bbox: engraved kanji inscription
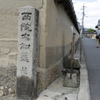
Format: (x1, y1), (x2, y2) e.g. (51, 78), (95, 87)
(20, 43), (30, 49)
(21, 33), (30, 41)
(20, 52), (29, 62)
(21, 23), (32, 31)
(22, 12), (32, 20)
(21, 67), (27, 75)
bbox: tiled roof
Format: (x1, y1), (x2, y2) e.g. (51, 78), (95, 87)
(55, 0), (79, 33)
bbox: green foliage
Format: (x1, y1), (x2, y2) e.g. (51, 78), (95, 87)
(88, 28), (96, 33)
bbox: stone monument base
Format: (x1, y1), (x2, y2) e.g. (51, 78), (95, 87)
(63, 73), (79, 88)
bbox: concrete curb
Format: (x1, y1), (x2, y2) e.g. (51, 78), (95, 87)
(78, 64), (91, 100)
(77, 47), (91, 100)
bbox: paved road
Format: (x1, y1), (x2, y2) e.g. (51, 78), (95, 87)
(82, 35), (100, 100)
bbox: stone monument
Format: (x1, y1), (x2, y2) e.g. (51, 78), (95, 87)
(17, 6), (39, 100)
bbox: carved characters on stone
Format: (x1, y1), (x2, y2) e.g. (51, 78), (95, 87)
(20, 67), (27, 75)
(20, 43), (30, 49)
(17, 7), (39, 99)
(20, 52), (29, 62)
(21, 33), (30, 41)
(22, 12), (32, 20)
(21, 23), (32, 31)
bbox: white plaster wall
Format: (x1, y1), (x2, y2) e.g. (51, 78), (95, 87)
(40, 0), (80, 68)
(46, 0), (79, 47)
(0, 0), (79, 68)
(0, 0), (44, 67)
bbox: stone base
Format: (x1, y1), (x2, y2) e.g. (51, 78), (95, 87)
(36, 65), (62, 94)
(63, 73), (78, 88)
(17, 76), (34, 100)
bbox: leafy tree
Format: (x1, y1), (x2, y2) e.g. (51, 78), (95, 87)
(88, 28), (96, 33)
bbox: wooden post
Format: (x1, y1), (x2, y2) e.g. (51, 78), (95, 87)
(80, 30), (82, 62)
(70, 33), (76, 79)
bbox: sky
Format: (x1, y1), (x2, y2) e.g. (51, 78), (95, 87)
(72, 0), (100, 29)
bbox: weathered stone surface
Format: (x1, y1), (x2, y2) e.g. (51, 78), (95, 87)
(17, 76), (34, 100)
(0, 48), (10, 54)
(0, 86), (4, 90)
(64, 58), (81, 69)
(17, 6), (39, 100)
(0, 86), (9, 96)
(63, 73), (79, 88)
(54, 95), (65, 100)
(0, 91), (4, 96)
(0, 66), (16, 88)
(3, 88), (8, 96)
(8, 52), (17, 56)
(8, 87), (15, 94)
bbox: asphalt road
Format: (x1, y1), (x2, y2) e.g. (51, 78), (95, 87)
(82, 35), (100, 100)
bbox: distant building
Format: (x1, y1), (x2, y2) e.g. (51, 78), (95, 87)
(83, 28), (88, 34)
(95, 19), (100, 28)
(78, 22), (89, 35)
(78, 22), (83, 32)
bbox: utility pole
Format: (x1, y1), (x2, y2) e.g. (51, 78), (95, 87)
(82, 5), (85, 34)
(80, 4), (85, 62)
